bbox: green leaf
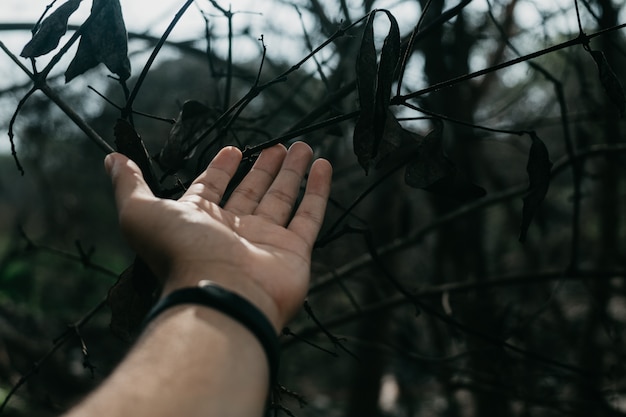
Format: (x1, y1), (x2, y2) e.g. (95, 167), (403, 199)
(20, 0), (82, 58)
(65, 0), (130, 82)
(519, 132), (552, 242)
(353, 10), (401, 174)
(589, 49), (626, 117)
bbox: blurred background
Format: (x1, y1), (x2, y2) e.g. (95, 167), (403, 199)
(1, 0), (626, 416)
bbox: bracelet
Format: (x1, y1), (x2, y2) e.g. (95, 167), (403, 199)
(142, 281), (280, 386)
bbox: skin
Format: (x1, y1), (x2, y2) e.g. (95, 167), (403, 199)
(63, 142), (332, 417)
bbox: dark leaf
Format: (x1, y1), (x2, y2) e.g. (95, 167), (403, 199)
(157, 100), (211, 173)
(405, 120), (486, 202)
(65, 0), (130, 82)
(372, 112), (421, 171)
(353, 10), (402, 173)
(353, 120), (376, 174)
(114, 119), (160, 194)
(423, 176), (487, 202)
(519, 132), (553, 242)
(372, 11), (401, 160)
(20, 0), (81, 58)
(353, 12), (377, 173)
(589, 49), (626, 117)
(65, 40), (99, 82)
(404, 119), (452, 188)
(107, 259), (159, 341)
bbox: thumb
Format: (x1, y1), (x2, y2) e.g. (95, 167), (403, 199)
(104, 153), (155, 211)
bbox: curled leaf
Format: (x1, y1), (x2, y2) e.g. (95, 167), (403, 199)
(404, 120), (453, 188)
(114, 119), (160, 194)
(353, 13), (377, 173)
(519, 132), (553, 242)
(373, 11), (400, 158)
(373, 111), (422, 170)
(353, 10), (401, 173)
(157, 100), (211, 173)
(20, 0), (82, 58)
(107, 259), (158, 341)
(65, 0), (130, 82)
(404, 120), (485, 202)
(589, 49), (625, 117)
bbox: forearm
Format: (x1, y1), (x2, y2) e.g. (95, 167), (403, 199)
(85, 143), (331, 416)
(65, 304), (270, 417)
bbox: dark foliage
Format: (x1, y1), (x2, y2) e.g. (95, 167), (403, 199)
(1, 0), (626, 416)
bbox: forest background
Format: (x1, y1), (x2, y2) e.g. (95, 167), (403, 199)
(1, 0), (626, 416)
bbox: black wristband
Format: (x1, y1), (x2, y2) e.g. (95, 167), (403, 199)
(142, 282), (280, 386)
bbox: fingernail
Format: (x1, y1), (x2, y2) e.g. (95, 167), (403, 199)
(104, 153), (115, 175)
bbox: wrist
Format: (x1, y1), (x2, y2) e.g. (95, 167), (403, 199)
(160, 265), (282, 333)
(143, 282), (280, 387)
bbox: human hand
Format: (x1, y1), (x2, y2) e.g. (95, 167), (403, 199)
(105, 142), (332, 332)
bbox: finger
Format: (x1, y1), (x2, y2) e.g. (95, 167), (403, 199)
(254, 142), (313, 225)
(223, 144), (287, 215)
(288, 158), (332, 249)
(180, 146), (242, 205)
(105, 153), (155, 212)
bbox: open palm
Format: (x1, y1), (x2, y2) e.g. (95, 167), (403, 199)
(105, 142), (332, 331)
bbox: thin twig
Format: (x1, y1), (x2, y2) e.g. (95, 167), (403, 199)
(290, 268), (626, 348)
(396, 0), (433, 96)
(39, 83), (115, 153)
(485, 1), (583, 269)
(0, 299), (108, 413)
(124, 0), (195, 115)
(303, 300), (359, 360)
(6, 86), (36, 175)
(295, 5), (330, 88)
(334, 230), (599, 376)
(394, 23), (626, 103)
(0, 40), (114, 154)
(310, 143), (626, 294)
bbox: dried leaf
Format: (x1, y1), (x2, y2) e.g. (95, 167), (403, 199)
(372, 111), (421, 170)
(353, 10), (401, 173)
(157, 100), (211, 173)
(65, 0), (130, 82)
(404, 120), (453, 188)
(373, 11), (400, 158)
(589, 49), (626, 117)
(107, 259), (159, 341)
(20, 0), (81, 58)
(519, 132), (553, 242)
(404, 120), (486, 202)
(353, 13), (377, 173)
(422, 175), (487, 202)
(114, 119), (160, 194)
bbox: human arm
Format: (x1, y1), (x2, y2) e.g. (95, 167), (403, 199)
(64, 142), (332, 417)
